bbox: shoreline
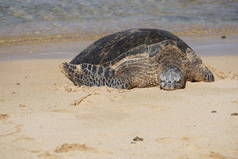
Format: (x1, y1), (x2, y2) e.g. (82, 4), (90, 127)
(1, 25), (238, 46)
(0, 34), (238, 62)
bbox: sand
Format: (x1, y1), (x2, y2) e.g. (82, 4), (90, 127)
(1, 34), (238, 159)
(0, 55), (238, 159)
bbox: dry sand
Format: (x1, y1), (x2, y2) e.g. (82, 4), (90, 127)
(0, 56), (238, 159)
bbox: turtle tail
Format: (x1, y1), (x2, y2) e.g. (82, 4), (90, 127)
(59, 62), (130, 89)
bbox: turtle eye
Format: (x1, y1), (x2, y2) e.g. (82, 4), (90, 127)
(174, 75), (181, 82)
(159, 73), (166, 81)
(170, 70), (181, 82)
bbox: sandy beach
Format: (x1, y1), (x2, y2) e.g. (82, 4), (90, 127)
(1, 0), (238, 158)
(0, 37), (238, 159)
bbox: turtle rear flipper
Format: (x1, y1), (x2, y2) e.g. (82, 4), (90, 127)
(60, 62), (130, 89)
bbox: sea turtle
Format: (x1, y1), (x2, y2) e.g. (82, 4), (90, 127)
(60, 28), (214, 90)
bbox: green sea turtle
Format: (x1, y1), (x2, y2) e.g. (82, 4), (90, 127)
(60, 28), (214, 90)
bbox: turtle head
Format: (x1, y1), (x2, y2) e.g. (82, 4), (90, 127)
(159, 66), (186, 90)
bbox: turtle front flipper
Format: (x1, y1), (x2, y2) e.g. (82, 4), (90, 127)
(187, 64), (215, 82)
(59, 62), (130, 89)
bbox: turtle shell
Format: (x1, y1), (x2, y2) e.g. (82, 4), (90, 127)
(70, 28), (191, 65)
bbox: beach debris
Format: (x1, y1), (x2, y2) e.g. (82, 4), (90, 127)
(208, 151), (229, 159)
(16, 82), (20, 85)
(231, 113), (238, 116)
(65, 87), (73, 92)
(133, 136), (144, 141)
(131, 136), (144, 144)
(71, 94), (92, 106)
(211, 110), (217, 113)
(231, 100), (238, 104)
(19, 104), (27, 108)
(11, 91), (16, 94)
(64, 85), (79, 92)
(0, 114), (9, 120)
(221, 35), (226, 39)
(55, 143), (97, 153)
(38, 152), (61, 159)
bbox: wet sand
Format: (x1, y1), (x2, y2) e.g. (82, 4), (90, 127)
(0, 37), (238, 159)
(1, 35), (238, 61)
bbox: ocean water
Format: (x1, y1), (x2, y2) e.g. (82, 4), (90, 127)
(0, 0), (238, 38)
